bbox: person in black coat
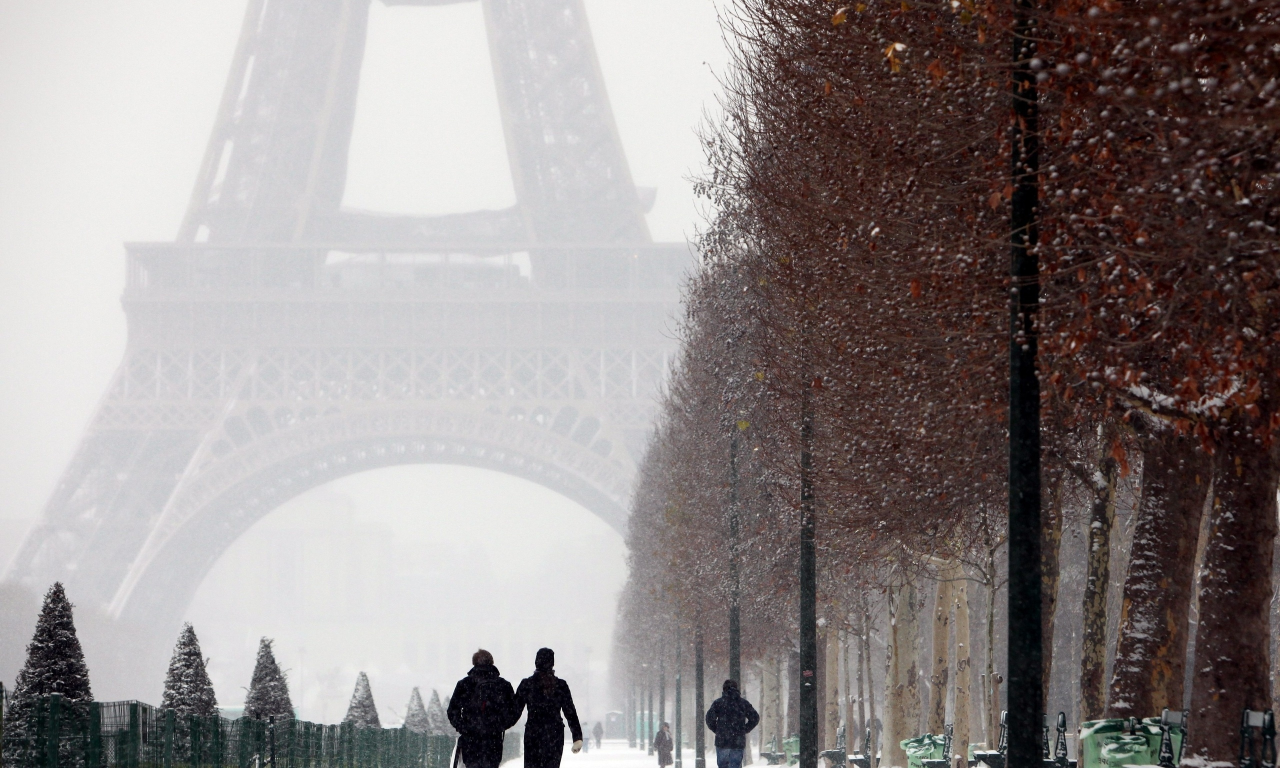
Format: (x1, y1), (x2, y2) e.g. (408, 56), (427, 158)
(705, 680), (760, 768)
(653, 722), (674, 767)
(514, 648), (583, 768)
(448, 649), (520, 768)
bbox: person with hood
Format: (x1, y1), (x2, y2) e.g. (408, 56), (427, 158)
(705, 680), (759, 768)
(653, 722), (674, 767)
(514, 648), (584, 768)
(448, 649), (519, 768)
(592, 721), (604, 750)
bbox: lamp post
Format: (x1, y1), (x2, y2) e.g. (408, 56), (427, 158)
(1007, 0), (1044, 765)
(695, 630), (706, 768)
(728, 424), (743, 687)
(799, 385), (818, 768)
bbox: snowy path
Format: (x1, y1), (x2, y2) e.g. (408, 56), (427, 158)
(508, 739), (738, 768)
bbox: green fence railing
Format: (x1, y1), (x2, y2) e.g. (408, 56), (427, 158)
(1, 695), (455, 768)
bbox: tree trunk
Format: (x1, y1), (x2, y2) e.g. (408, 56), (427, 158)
(826, 626), (841, 750)
(884, 590), (902, 768)
(862, 598), (877, 760)
(767, 657), (783, 750)
(1272, 531), (1280, 707)
(885, 583), (923, 768)
(928, 572), (954, 735)
(1040, 472), (1065, 710)
(984, 546), (1000, 744)
(843, 627), (854, 750)
(991, 675), (1002, 743)
(789, 649), (801, 738)
(1079, 453), (1118, 721)
(1107, 428), (1209, 717)
(817, 627), (828, 750)
(854, 615), (866, 750)
(954, 576), (972, 765)
(1186, 433), (1278, 763)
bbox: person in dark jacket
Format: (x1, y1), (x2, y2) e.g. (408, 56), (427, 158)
(514, 648), (583, 768)
(705, 680), (759, 768)
(592, 722), (604, 750)
(448, 649), (519, 768)
(653, 722), (674, 767)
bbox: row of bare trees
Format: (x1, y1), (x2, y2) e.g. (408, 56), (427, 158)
(614, 0), (1280, 764)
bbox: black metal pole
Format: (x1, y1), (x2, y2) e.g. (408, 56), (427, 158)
(695, 630), (706, 768)
(729, 428), (742, 687)
(799, 387), (818, 768)
(676, 640), (684, 768)
(1007, 0), (1043, 766)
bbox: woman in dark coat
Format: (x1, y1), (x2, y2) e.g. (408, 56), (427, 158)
(653, 722), (674, 767)
(515, 648), (584, 768)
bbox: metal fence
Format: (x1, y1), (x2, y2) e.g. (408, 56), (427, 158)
(2, 695), (455, 768)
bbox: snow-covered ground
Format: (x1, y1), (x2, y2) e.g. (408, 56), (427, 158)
(509, 739), (743, 768)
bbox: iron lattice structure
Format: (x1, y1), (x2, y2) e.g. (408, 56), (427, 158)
(8, 0), (687, 631)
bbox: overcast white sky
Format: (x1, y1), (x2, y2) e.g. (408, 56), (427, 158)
(0, 0), (728, 711)
(0, 0), (726, 536)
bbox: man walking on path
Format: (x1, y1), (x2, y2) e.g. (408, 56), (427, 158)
(448, 649), (519, 768)
(705, 680), (759, 768)
(653, 722), (674, 767)
(593, 722), (604, 750)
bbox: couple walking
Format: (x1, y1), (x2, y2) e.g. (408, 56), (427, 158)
(652, 680), (760, 768)
(448, 648), (583, 768)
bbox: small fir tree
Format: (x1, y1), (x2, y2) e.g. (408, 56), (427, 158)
(403, 688), (429, 733)
(243, 638), (292, 720)
(2, 583), (93, 767)
(426, 690), (453, 736)
(162, 623), (218, 716)
(342, 672), (380, 729)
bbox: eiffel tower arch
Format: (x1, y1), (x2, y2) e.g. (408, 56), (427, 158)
(7, 0), (687, 633)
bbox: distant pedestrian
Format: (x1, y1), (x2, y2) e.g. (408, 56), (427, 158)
(653, 722), (674, 767)
(515, 648), (584, 768)
(448, 649), (519, 768)
(705, 680), (759, 768)
(593, 722), (604, 750)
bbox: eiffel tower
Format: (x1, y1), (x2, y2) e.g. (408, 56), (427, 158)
(7, 0), (686, 633)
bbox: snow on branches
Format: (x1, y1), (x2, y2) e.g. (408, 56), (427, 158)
(619, 0), (1280, 759)
(162, 623), (218, 717)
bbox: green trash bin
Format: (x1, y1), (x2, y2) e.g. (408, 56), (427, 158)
(1080, 720), (1152, 768)
(1138, 718), (1184, 765)
(784, 735), (800, 765)
(902, 734), (947, 768)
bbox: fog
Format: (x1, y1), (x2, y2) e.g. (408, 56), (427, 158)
(186, 466), (626, 724)
(0, 0), (726, 719)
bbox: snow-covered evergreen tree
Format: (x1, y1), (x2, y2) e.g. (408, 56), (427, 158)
(161, 623), (218, 716)
(403, 688), (429, 733)
(426, 690), (453, 736)
(243, 638), (293, 720)
(2, 583), (93, 767)
(342, 672), (380, 729)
